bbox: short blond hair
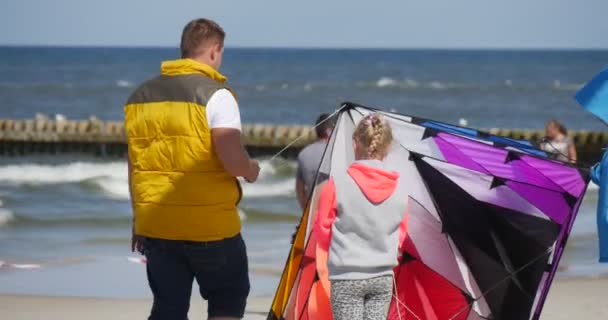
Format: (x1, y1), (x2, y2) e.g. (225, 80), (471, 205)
(353, 113), (393, 159)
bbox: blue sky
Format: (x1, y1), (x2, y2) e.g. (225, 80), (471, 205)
(1, 0), (607, 49)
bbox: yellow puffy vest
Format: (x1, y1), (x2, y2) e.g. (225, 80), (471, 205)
(124, 59), (241, 241)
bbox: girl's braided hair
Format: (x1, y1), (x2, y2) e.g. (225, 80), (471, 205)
(353, 113), (393, 159)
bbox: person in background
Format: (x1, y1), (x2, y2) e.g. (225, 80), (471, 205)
(540, 119), (577, 163)
(313, 113), (406, 320)
(295, 113), (337, 209)
(125, 18), (259, 320)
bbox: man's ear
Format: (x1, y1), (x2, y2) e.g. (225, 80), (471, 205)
(209, 43), (222, 62)
(209, 46), (216, 62)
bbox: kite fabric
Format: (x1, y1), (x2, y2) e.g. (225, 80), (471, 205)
(575, 67), (608, 126)
(576, 69), (608, 264)
(268, 102), (590, 320)
(590, 151), (608, 263)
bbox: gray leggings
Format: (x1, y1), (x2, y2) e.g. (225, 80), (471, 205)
(330, 275), (393, 320)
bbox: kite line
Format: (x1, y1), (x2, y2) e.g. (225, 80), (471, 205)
(268, 107), (343, 162)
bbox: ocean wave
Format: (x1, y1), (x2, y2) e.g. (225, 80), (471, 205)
(371, 78), (584, 91)
(244, 78), (583, 92)
(552, 80), (584, 91)
(0, 159), (296, 200)
(0, 82), (74, 90)
(239, 208), (299, 222)
(372, 78), (481, 90)
(11, 207), (296, 228)
(0, 162), (126, 185)
(115, 80), (134, 88)
(0, 80), (136, 92)
(15, 215), (132, 227)
(0, 208), (15, 227)
(257, 158), (297, 179)
(0, 162), (129, 200)
(83, 176), (130, 200)
(241, 177), (295, 198)
(376, 77), (399, 88)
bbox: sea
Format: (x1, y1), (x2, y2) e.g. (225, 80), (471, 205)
(0, 47), (607, 299)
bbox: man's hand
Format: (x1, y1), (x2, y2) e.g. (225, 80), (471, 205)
(131, 225), (144, 254)
(245, 160), (260, 183)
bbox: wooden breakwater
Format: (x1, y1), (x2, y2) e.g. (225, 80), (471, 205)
(0, 117), (605, 164)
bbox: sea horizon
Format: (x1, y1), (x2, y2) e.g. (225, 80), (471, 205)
(2, 44), (608, 52)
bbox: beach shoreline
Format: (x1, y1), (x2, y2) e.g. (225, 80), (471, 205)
(0, 294), (271, 320)
(1, 277), (607, 319)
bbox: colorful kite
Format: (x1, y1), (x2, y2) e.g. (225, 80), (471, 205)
(576, 67), (608, 125)
(268, 102), (590, 320)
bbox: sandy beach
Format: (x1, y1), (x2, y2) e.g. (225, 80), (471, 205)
(0, 294), (271, 320)
(0, 277), (606, 320)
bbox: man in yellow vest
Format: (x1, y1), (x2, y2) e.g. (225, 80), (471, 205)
(124, 18), (260, 320)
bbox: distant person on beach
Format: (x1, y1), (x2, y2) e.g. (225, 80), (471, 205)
(295, 113), (337, 209)
(314, 113), (406, 320)
(540, 119), (577, 163)
(124, 18), (259, 320)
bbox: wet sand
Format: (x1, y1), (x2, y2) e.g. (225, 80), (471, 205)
(1, 277), (606, 319)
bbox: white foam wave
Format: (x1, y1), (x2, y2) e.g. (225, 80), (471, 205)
(404, 78), (419, 88)
(238, 208), (247, 221)
(257, 160), (286, 180)
(0, 208), (14, 227)
(375, 78), (474, 90)
(0, 160), (295, 200)
(239, 159), (296, 198)
(241, 178), (295, 198)
(0, 162), (129, 200)
(0, 162), (127, 185)
(94, 176), (129, 200)
(115, 80), (134, 88)
(253, 78), (582, 92)
(429, 81), (446, 90)
(376, 77), (398, 88)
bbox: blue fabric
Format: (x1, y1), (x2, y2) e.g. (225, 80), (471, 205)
(578, 68), (608, 263)
(576, 67), (608, 125)
(591, 150), (608, 263)
(421, 121), (478, 136)
(421, 121), (547, 157)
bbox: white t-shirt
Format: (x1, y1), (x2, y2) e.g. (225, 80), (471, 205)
(206, 89), (242, 131)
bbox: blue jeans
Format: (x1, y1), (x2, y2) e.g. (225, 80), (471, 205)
(142, 234), (250, 319)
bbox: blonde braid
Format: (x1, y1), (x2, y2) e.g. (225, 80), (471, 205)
(353, 113), (393, 160)
(367, 115), (383, 158)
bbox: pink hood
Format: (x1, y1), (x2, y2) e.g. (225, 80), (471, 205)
(347, 162), (400, 204)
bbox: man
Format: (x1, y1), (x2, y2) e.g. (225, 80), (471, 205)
(295, 113), (336, 209)
(124, 18), (260, 320)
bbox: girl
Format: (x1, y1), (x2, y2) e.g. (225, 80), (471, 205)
(540, 119), (577, 163)
(313, 113), (406, 320)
